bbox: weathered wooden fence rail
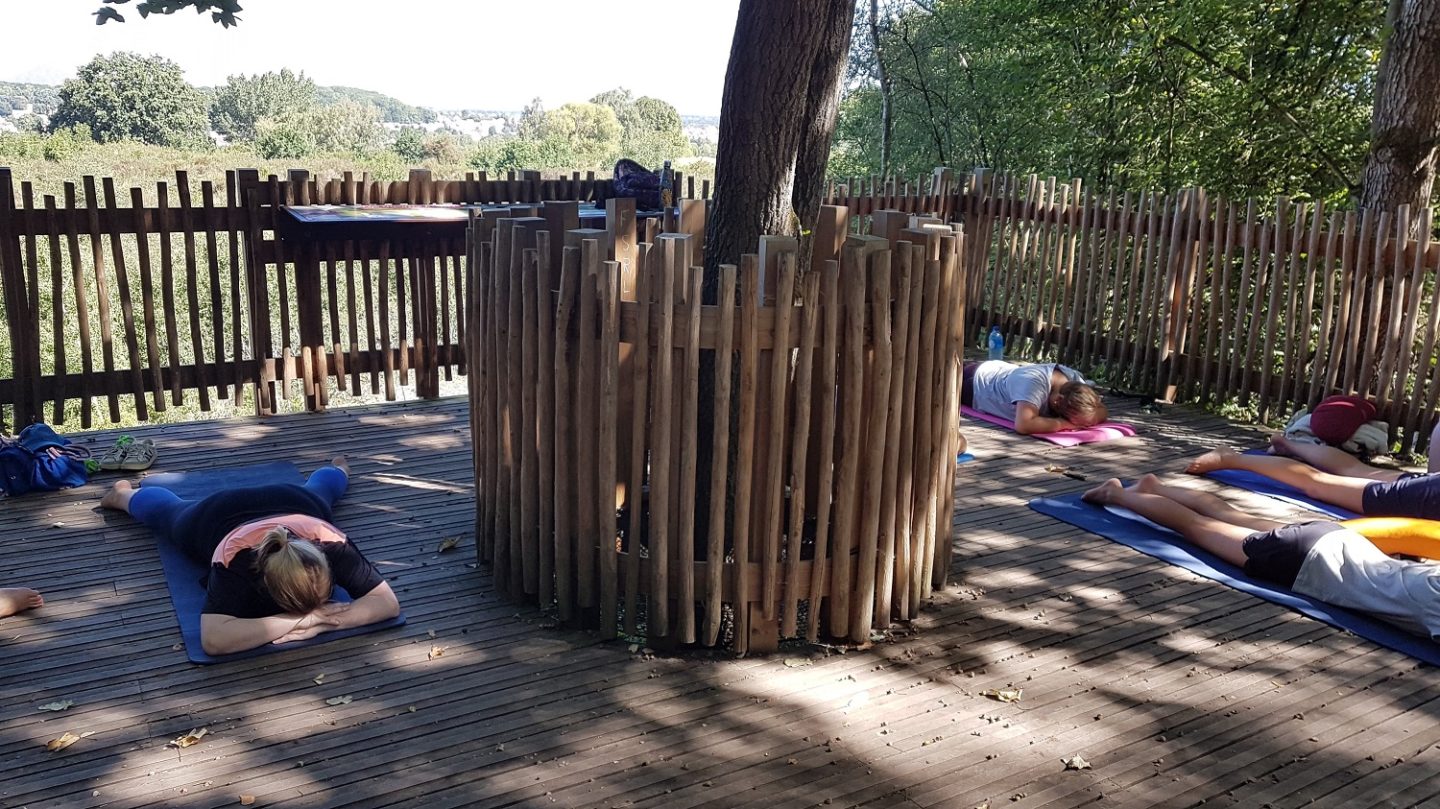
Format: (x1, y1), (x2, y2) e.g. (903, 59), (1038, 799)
(468, 205), (967, 651)
(956, 170), (1440, 454)
(0, 166), (704, 429)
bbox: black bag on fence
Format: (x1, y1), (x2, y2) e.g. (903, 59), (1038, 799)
(0, 424), (91, 497)
(612, 159), (662, 211)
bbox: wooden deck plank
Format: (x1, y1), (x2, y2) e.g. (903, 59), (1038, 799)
(0, 393), (1434, 809)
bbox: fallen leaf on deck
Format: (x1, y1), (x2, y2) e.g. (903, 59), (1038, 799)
(981, 688), (1022, 703)
(1062, 754), (1091, 770)
(46, 731), (93, 752)
(325, 695), (353, 706)
(783, 657), (813, 668)
(428, 645), (447, 660)
(1045, 464), (1088, 481)
(167, 728), (208, 748)
(437, 537), (460, 553)
(38, 700), (74, 712)
(240, 796), (256, 806)
(172, 643), (184, 651)
(313, 673), (325, 685)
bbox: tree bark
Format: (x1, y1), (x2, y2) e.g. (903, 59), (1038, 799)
(704, 0), (857, 282)
(1360, 0), (1440, 218)
(696, 0), (855, 562)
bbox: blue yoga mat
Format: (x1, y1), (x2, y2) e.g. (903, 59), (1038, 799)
(1029, 492), (1440, 666)
(958, 452), (976, 465)
(1204, 450), (1360, 519)
(141, 462), (406, 665)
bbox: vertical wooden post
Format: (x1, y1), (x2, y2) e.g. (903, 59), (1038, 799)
(0, 168), (38, 427)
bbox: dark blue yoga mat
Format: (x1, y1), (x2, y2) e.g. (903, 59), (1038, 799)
(1029, 492), (1440, 666)
(1204, 450), (1360, 519)
(141, 462), (406, 665)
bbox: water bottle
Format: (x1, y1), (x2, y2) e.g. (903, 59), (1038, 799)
(987, 326), (1004, 361)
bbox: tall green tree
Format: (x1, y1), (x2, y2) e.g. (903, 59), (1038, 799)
(591, 88), (693, 167)
(536, 102), (624, 169)
(50, 52), (210, 148)
(839, 0), (1382, 204)
(211, 68), (316, 142)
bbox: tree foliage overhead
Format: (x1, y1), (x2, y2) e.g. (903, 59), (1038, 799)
(838, 0), (1384, 204)
(93, 0), (241, 27)
(50, 52), (210, 148)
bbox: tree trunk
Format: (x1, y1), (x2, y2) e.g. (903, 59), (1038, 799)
(704, 0), (857, 281)
(1360, 0), (1440, 218)
(695, 0), (855, 563)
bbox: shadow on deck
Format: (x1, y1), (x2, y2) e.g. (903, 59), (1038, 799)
(0, 395), (1435, 809)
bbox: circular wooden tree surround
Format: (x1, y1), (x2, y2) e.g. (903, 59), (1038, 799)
(468, 200), (965, 653)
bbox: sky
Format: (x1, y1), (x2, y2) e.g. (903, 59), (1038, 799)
(0, 0), (742, 115)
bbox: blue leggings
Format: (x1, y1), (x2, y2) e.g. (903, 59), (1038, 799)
(128, 467), (349, 563)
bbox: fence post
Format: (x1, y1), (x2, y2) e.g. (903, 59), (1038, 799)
(0, 167), (38, 428)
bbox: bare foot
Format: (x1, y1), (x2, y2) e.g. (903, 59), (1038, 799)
(1185, 448), (1238, 475)
(1134, 473), (1164, 494)
(0, 588), (43, 618)
(1082, 478), (1125, 505)
(99, 479), (134, 511)
(1268, 433), (1298, 457)
(331, 455), (351, 476)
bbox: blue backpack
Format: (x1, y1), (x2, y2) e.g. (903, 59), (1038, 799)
(0, 424), (91, 497)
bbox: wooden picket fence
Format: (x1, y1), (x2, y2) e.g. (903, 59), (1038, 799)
(467, 205), (967, 652)
(0, 166), (703, 430)
(957, 171), (1440, 454)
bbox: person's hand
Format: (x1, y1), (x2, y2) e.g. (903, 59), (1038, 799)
(317, 601), (353, 619)
(271, 610), (341, 644)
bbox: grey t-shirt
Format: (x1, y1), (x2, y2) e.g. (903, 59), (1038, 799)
(970, 361), (1087, 423)
(1292, 527), (1440, 640)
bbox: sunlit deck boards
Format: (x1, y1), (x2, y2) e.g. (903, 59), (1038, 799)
(0, 395), (1436, 809)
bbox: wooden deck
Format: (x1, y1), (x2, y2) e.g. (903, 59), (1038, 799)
(1, 395), (1436, 809)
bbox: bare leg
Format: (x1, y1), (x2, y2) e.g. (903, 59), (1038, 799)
(331, 455), (350, 476)
(1268, 434), (1400, 481)
(1184, 447), (1372, 514)
(1083, 479), (1252, 567)
(0, 587), (43, 618)
(1134, 474), (1285, 532)
(99, 479), (136, 512)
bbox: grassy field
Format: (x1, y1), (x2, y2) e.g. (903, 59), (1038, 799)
(0, 135), (716, 202)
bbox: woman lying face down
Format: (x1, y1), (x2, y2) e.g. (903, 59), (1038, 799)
(101, 456), (401, 655)
(962, 360), (1108, 434)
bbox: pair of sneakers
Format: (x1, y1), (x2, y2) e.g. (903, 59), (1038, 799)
(96, 436), (157, 472)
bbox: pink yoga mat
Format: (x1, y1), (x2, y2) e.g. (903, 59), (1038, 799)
(961, 405), (1137, 446)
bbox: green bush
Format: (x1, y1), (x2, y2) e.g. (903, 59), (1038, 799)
(42, 129), (88, 162)
(391, 127), (426, 162)
(0, 132), (44, 160)
(255, 121), (314, 159)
